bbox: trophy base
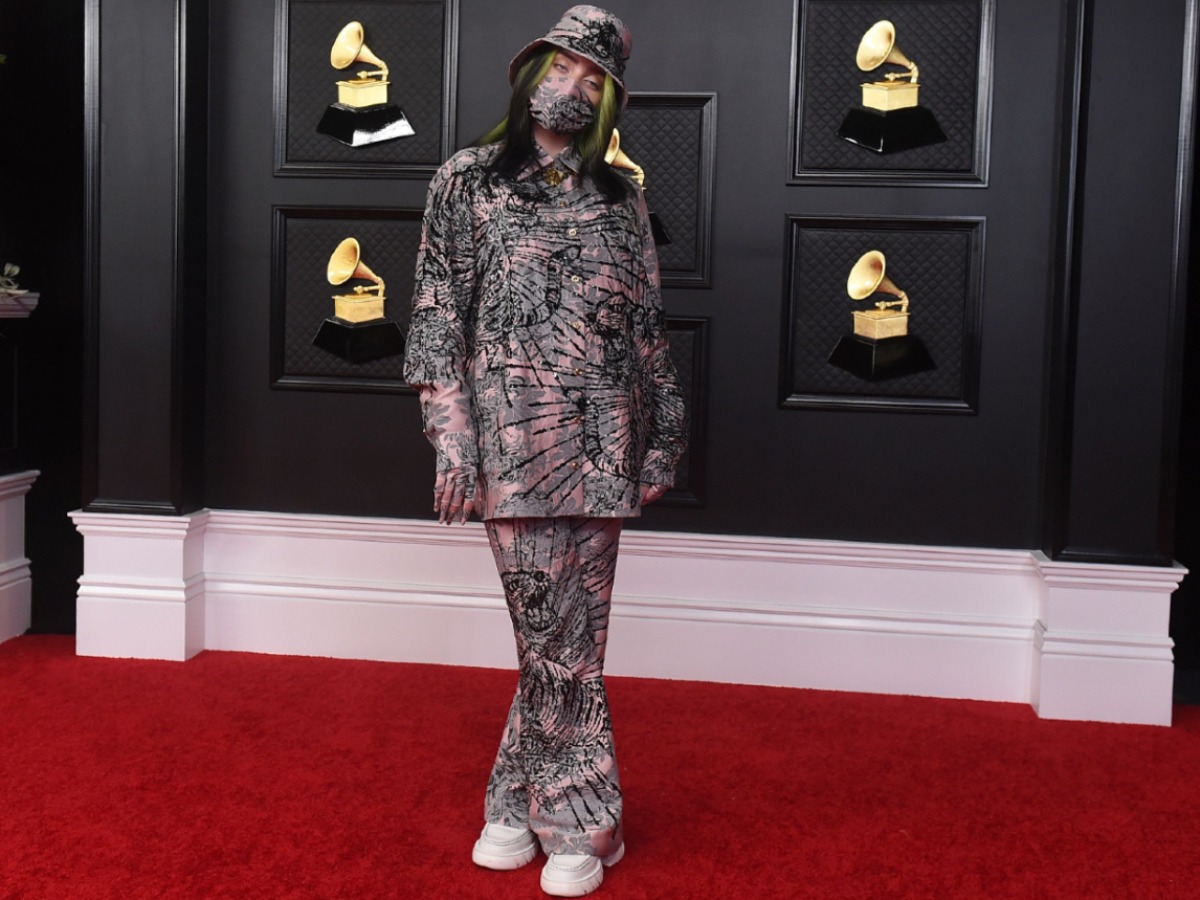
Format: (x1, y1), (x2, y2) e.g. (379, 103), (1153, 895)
(827, 333), (935, 381)
(649, 211), (672, 246)
(312, 317), (405, 363)
(316, 103), (416, 147)
(836, 106), (947, 155)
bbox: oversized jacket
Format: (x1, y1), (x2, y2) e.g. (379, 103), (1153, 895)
(403, 142), (687, 519)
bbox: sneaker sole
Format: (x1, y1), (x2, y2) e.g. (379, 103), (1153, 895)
(540, 867), (603, 898)
(472, 839), (538, 870)
(540, 845), (624, 897)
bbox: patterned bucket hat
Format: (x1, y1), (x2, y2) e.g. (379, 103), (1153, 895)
(508, 6), (633, 106)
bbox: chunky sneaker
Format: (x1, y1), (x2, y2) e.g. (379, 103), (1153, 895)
(540, 843), (624, 897)
(471, 823), (539, 870)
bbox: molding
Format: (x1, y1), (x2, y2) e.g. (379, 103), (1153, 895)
(68, 508), (1187, 724)
(0, 470), (38, 644)
(1041, 0), (1089, 560)
(82, 499), (182, 516)
(660, 317), (709, 507)
(0, 470), (38, 504)
(272, 0), (460, 178)
(788, 0), (995, 187)
(70, 509), (209, 660)
(1032, 552), (1184, 725)
(1157, 0), (1199, 558)
(171, 0), (208, 514)
(778, 214), (986, 414)
(1042, 0), (1192, 566)
(624, 92), (717, 287)
(82, 0), (101, 508)
(268, 205), (423, 395)
(82, 0), (206, 515)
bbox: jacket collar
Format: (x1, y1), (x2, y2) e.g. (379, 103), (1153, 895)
(520, 142), (584, 182)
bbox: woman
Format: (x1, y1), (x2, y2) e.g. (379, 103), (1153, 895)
(403, 6), (686, 896)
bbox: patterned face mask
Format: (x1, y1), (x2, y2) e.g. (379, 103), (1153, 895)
(529, 82), (596, 134)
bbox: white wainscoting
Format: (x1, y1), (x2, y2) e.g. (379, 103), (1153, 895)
(69, 509), (1187, 725)
(0, 471), (38, 644)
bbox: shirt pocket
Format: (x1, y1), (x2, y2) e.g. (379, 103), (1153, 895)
(494, 235), (584, 334)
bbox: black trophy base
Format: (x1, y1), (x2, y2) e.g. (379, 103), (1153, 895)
(316, 103), (416, 147)
(837, 106), (947, 155)
(828, 334), (935, 381)
(312, 318), (405, 363)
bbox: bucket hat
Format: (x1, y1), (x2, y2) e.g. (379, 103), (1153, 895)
(508, 6), (632, 106)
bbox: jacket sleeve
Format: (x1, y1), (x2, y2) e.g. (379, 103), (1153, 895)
(402, 158), (479, 473)
(632, 187), (688, 487)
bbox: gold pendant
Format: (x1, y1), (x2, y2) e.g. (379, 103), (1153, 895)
(542, 166), (565, 187)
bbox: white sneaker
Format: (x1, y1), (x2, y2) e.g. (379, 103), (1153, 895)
(540, 843), (624, 897)
(471, 823), (539, 870)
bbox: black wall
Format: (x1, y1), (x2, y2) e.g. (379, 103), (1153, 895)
(1172, 62), (1200, 699)
(0, 0), (86, 634)
(7, 0), (1195, 638)
(196, 0), (1192, 557)
(203, 0), (1059, 546)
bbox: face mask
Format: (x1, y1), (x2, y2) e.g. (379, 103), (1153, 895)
(529, 82), (595, 134)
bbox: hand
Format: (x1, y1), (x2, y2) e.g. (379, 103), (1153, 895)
(434, 466), (478, 525)
(639, 482), (670, 506)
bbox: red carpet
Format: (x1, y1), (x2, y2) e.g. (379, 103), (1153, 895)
(0, 635), (1197, 899)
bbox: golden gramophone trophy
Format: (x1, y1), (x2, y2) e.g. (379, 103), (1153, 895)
(827, 250), (935, 380)
(836, 20), (946, 154)
(604, 129), (671, 246)
(311, 237), (405, 363)
(315, 21), (415, 147)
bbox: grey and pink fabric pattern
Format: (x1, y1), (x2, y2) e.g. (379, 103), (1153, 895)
(483, 516), (624, 857)
(508, 5), (633, 103)
(403, 142), (687, 520)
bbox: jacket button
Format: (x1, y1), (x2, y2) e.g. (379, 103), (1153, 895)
(573, 321), (584, 330)
(568, 227), (578, 237)
(573, 368), (583, 376)
(570, 274), (581, 283)
(570, 461), (581, 470)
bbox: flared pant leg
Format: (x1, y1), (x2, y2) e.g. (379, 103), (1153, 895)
(482, 516), (624, 858)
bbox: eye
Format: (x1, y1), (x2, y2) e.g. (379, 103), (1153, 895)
(585, 79), (601, 91)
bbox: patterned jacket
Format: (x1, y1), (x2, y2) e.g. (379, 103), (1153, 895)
(403, 142), (687, 519)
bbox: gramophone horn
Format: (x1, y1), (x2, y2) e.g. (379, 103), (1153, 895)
(327, 237), (382, 286)
(603, 129), (645, 186)
(855, 20), (917, 80)
(330, 21), (389, 76)
(847, 250), (905, 303)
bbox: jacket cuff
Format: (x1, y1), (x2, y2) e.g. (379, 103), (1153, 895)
(433, 433), (478, 472)
(418, 383), (479, 472)
(639, 449), (678, 487)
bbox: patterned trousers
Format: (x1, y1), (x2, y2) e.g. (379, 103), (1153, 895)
(482, 516), (624, 858)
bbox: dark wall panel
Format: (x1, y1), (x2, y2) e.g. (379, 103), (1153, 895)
(1059, 0), (1191, 563)
(95, 0), (177, 503)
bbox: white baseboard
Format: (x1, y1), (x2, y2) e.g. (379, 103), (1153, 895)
(0, 471), (38, 645)
(69, 508), (1187, 725)
(1031, 553), (1180, 725)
